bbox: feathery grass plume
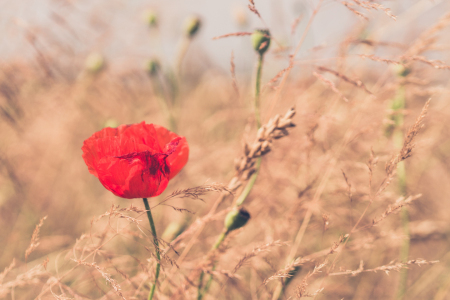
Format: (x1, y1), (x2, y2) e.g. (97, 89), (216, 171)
(231, 240), (288, 274)
(25, 215), (47, 261)
(316, 66), (372, 94)
(247, 0), (261, 19)
(329, 259), (439, 277)
(313, 71), (349, 102)
(158, 183), (231, 205)
(72, 260), (126, 300)
(0, 259), (15, 284)
(230, 51), (239, 97)
(234, 107), (295, 192)
(294, 262), (327, 298)
(212, 32), (252, 40)
(372, 194), (422, 227)
(0, 264), (48, 298)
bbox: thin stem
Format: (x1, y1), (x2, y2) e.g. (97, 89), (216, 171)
(212, 231), (228, 250)
(235, 158), (262, 206)
(143, 198), (161, 300)
(234, 53), (265, 207)
(197, 231), (228, 300)
(198, 52), (265, 300)
(254, 54), (264, 128)
(176, 37), (191, 78)
(152, 78), (177, 132)
(197, 271), (204, 300)
(394, 84), (409, 299)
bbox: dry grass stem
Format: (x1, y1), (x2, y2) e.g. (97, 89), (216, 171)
(230, 51), (239, 97)
(212, 32), (252, 40)
(232, 241), (288, 274)
(72, 259), (126, 300)
(329, 259), (439, 276)
(313, 71), (349, 102)
(316, 66), (372, 94)
(25, 215), (47, 261)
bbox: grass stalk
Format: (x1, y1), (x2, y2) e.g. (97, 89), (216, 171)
(393, 84), (409, 300)
(254, 54), (263, 128)
(151, 79), (177, 132)
(143, 198), (161, 300)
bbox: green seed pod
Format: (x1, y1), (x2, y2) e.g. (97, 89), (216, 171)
(224, 207), (250, 232)
(183, 16), (201, 38)
(146, 59), (161, 77)
(144, 10), (158, 28)
(251, 29), (271, 55)
(85, 52), (105, 74)
(392, 64), (411, 78)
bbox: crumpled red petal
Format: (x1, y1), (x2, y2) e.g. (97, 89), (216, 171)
(82, 122), (188, 199)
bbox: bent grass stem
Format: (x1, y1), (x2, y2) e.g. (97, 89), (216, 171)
(143, 198), (160, 300)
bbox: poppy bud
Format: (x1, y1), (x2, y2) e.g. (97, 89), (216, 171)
(146, 59), (161, 77)
(183, 16), (201, 38)
(85, 52), (105, 74)
(144, 10), (158, 28)
(251, 29), (271, 55)
(224, 207), (250, 232)
(392, 64), (411, 78)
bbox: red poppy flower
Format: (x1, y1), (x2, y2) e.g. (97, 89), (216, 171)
(82, 122), (188, 199)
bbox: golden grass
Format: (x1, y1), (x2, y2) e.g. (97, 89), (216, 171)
(1, 2), (450, 299)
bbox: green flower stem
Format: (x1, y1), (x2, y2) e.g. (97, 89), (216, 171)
(212, 230), (228, 250)
(234, 53), (265, 208)
(254, 54), (264, 128)
(176, 37), (191, 78)
(143, 198), (161, 300)
(198, 52), (265, 300)
(197, 271), (205, 300)
(235, 157), (262, 206)
(197, 230), (228, 300)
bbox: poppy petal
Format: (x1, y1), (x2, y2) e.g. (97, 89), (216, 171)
(82, 122), (188, 199)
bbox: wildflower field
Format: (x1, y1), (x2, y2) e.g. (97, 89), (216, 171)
(1, 1), (450, 299)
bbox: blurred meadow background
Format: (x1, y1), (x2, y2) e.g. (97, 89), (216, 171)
(1, 0), (450, 299)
